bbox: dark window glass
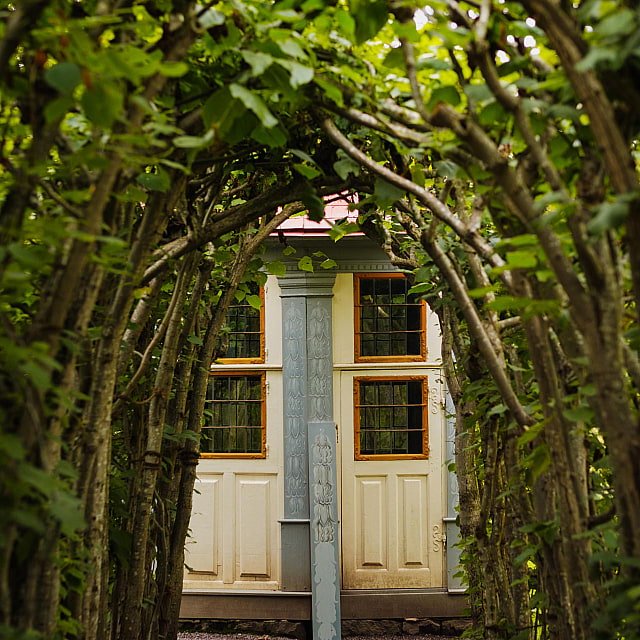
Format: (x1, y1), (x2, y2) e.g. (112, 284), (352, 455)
(201, 374), (264, 455)
(356, 379), (427, 457)
(356, 276), (423, 360)
(223, 284), (262, 360)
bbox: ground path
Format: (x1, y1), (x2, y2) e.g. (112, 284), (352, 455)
(178, 633), (458, 640)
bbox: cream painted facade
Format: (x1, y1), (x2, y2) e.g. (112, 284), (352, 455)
(184, 276), (284, 590)
(181, 238), (464, 628)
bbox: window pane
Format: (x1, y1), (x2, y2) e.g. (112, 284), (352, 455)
(223, 284), (263, 360)
(357, 276), (423, 359)
(203, 374), (264, 455)
(357, 378), (427, 457)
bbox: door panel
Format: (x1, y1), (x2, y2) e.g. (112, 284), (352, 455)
(237, 478), (273, 577)
(184, 471), (279, 589)
(398, 475), (427, 567)
(340, 370), (443, 589)
(186, 474), (222, 575)
(356, 476), (387, 568)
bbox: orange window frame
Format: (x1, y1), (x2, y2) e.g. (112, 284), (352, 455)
(353, 375), (429, 461)
(200, 371), (267, 459)
(219, 286), (265, 365)
(354, 273), (427, 363)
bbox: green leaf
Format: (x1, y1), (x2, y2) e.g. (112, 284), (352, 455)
(434, 160), (463, 179)
(293, 163), (321, 179)
(588, 195), (633, 234)
(44, 96), (74, 123)
(320, 258), (338, 269)
(547, 104), (581, 122)
(514, 545), (537, 567)
(506, 250), (537, 269)
(374, 177), (405, 206)
(478, 101), (506, 126)
(327, 221), (360, 241)
(173, 130), (214, 148)
(10, 509), (46, 534)
(20, 465), (55, 497)
(524, 444), (551, 483)
(382, 47), (405, 69)
(465, 83), (493, 102)
(246, 294), (262, 309)
(596, 8), (636, 38)
(314, 76), (344, 107)
(290, 148), (316, 164)
(133, 286), (152, 299)
(266, 260), (287, 277)
(277, 38), (307, 59)
(81, 83), (123, 128)
(467, 285), (500, 298)
(50, 490), (85, 536)
(301, 186), (325, 222)
(198, 7), (225, 28)
(241, 50), (274, 76)
(562, 407), (594, 423)
(298, 255), (314, 272)
(0, 434), (26, 460)
(333, 157), (360, 180)
(575, 47), (618, 72)
(408, 282), (432, 294)
(517, 420), (546, 446)
(486, 296), (556, 313)
(45, 62), (82, 95)
(157, 61), (188, 77)
(275, 59), (314, 88)
(486, 404), (507, 417)
(187, 335), (203, 345)
(118, 185), (148, 203)
(8, 244), (51, 270)
(251, 124), (287, 147)
(203, 88), (242, 132)
(350, 0), (388, 44)
(428, 85), (461, 110)
(136, 169), (170, 192)
(229, 84), (277, 128)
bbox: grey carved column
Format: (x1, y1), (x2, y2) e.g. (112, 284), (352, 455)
(279, 283), (311, 592)
(279, 273), (341, 640)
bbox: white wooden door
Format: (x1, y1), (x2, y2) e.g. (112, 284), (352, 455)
(340, 369), (445, 589)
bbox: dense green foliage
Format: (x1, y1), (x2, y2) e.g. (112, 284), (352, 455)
(297, 1), (640, 638)
(1, 0), (640, 639)
(0, 2), (348, 639)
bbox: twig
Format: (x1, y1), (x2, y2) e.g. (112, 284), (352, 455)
(38, 180), (84, 218)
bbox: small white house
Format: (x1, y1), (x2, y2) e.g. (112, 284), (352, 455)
(181, 201), (464, 637)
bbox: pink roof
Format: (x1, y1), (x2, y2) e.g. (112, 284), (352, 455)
(277, 196), (360, 236)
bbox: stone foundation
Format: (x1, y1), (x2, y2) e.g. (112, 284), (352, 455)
(179, 618), (471, 639)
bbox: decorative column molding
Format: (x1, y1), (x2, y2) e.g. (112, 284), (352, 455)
(282, 297), (308, 518)
(307, 297), (333, 423)
(308, 422), (341, 640)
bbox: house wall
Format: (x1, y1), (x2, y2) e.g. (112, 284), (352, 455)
(182, 236), (464, 621)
